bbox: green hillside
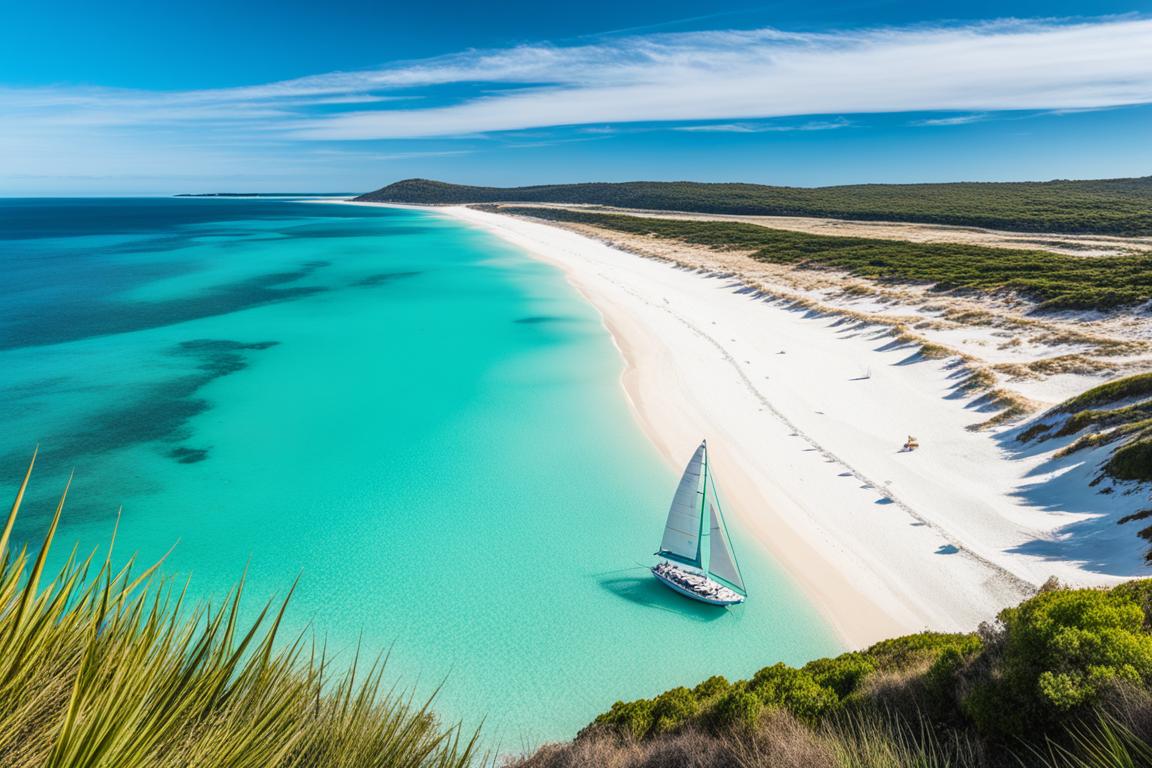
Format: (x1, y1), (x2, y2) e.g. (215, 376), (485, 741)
(355, 177), (1152, 236)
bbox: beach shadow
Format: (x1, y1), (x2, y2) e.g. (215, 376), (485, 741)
(988, 411), (1152, 576)
(598, 576), (729, 622)
(874, 338), (916, 354)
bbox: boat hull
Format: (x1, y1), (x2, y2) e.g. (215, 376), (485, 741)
(652, 566), (745, 606)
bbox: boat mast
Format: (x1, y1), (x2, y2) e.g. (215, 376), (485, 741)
(698, 441), (710, 575)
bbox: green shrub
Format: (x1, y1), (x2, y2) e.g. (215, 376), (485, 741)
(708, 688), (763, 731)
(802, 653), (876, 698)
(962, 586), (1152, 736)
(863, 632), (983, 671)
(1055, 402), (1152, 438)
(691, 675), (731, 702)
(1057, 373), (1152, 414)
(1111, 579), (1152, 627)
(649, 687), (700, 734)
(1104, 439), (1152, 482)
(748, 664), (840, 721)
(593, 699), (655, 740)
(584, 581), (1152, 762)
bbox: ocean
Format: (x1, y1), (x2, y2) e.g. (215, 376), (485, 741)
(0, 197), (838, 744)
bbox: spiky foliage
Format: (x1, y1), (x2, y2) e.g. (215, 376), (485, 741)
(0, 451), (479, 768)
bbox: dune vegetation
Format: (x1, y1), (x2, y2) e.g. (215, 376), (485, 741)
(511, 579), (1152, 768)
(356, 177), (1152, 236)
(1016, 373), (1152, 560)
(0, 453), (477, 768)
(488, 206), (1152, 311)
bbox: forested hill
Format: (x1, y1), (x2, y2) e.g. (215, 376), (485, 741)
(355, 177), (1152, 236)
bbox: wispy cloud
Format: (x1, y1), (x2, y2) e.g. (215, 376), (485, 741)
(288, 18), (1152, 139)
(2, 16), (1151, 189)
(912, 113), (989, 127)
(5, 17), (1152, 141)
(675, 118), (852, 133)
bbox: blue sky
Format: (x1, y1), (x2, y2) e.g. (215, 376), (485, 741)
(1, 0), (1150, 193)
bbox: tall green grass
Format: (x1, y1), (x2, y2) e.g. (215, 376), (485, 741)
(1039, 714), (1152, 768)
(0, 451), (478, 768)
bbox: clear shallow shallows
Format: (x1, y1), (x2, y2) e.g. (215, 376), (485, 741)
(0, 198), (839, 745)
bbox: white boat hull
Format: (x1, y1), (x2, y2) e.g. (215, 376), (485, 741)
(652, 564), (745, 606)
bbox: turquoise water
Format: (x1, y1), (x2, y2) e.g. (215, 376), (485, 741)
(0, 198), (839, 745)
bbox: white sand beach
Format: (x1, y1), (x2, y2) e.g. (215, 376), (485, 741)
(345, 201), (1152, 648)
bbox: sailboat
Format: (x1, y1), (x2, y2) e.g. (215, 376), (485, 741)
(651, 440), (747, 606)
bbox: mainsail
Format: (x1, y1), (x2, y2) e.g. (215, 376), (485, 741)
(657, 442), (707, 568)
(656, 441), (747, 597)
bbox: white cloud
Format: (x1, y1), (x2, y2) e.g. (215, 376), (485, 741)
(283, 18), (1152, 139)
(1, 15), (1150, 189)
(675, 118), (852, 132)
(912, 114), (989, 127)
(5, 17), (1152, 139)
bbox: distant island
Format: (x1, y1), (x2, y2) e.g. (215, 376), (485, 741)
(356, 176), (1152, 236)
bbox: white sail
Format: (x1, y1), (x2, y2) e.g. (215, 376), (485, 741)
(708, 501), (745, 593)
(657, 442), (707, 566)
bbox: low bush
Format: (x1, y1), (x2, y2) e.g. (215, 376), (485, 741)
(576, 581), (1152, 767)
(494, 207), (1152, 311)
(1105, 438), (1152, 482)
(1056, 373), (1152, 414)
(961, 585), (1152, 736)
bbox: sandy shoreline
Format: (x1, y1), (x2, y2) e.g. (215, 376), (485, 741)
(337, 200), (1149, 649)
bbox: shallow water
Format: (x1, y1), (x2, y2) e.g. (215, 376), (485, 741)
(0, 198), (839, 745)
